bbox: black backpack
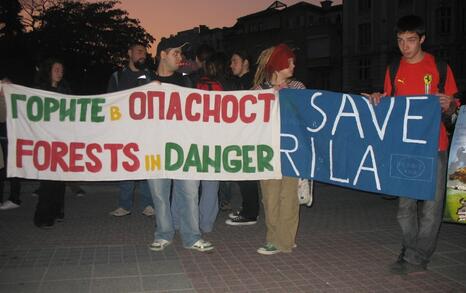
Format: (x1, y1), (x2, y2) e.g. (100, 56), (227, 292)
(388, 56), (447, 96)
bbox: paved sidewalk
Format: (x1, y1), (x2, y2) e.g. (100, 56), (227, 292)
(0, 181), (465, 293)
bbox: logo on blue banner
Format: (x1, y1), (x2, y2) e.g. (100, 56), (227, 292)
(279, 89), (440, 200)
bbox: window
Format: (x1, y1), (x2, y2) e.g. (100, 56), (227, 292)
(460, 51), (466, 77)
(288, 18), (294, 28)
(307, 36), (330, 59)
(335, 15), (342, 24)
(308, 15), (314, 26)
(436, 7), (452, 34)
(358, 0), (371, 12)
(463, 7), (466, 33)
(299, 16), (305, 27)
(359, 58), (371, 81)
(398, 0), (412, 9)
(358, 23), (371, 50)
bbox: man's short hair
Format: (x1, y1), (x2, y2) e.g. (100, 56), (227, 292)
(231, 50), (252, 64)
(129, 42), (147, 50)
(395, 15), (426, 38)
(156, 39), (190, 57)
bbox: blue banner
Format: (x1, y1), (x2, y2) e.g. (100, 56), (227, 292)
(280, 89), (441, 200)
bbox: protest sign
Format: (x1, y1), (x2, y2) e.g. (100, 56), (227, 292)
(445, 105), (466, 223)
(1, 83), (443, 200)
(280, 89), (441, 200)
(2, 82), (281, 181)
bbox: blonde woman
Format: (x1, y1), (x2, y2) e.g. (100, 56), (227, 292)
(254, 44), (305, 255)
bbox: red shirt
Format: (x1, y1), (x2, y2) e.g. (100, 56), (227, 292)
(383, 53), (458, 151)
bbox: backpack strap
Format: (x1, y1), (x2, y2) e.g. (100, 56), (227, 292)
(435, 58), (447, 94)
(112, 71), (119, 89)
(388, 57), (401, 96)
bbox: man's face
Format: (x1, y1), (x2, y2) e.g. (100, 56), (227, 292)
(162, 48), (182, 72)
(128, 45), (147, 68)
(397, 31), (425, 60)
(51, 63), (64, 84)
(230, 54), (245, 76)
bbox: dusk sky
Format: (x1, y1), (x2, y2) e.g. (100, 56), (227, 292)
(116, 0), (342, 53)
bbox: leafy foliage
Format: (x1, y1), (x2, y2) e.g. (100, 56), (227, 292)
(2, 0), (155, 94)
(0, 0), (24, 38)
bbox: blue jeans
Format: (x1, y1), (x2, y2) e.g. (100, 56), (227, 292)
(199, 180), (219, 233)
(172, 181), (219, 233)
(148, 179), (201, 247)
(397, 152), (447, 266)
(118, 180), (153, 210)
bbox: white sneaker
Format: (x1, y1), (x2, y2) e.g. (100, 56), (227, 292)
(0, 200), (20, 210)
(109, 207), (131, 217)
(142, 206), (155, 217)
(187, 239), (214, 252)
(228, 210), (240, 219)
(149, 239), (172, 251)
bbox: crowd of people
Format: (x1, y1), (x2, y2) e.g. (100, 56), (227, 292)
(0, 14), (460, 276)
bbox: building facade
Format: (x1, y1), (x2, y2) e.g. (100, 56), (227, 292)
(157, 0), (465, 93)
(157, 1), (343, 90)
(342, 0), (466, 93)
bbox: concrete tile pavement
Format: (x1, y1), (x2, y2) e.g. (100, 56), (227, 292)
(0, 180), (465, 292)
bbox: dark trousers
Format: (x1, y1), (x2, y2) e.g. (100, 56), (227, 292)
(0, 177), (21, 204)
(238, 180), (259, 219)
(397, 152), (447, 266)
(0, 132), (21, 205)
(34, 180), (66, 225)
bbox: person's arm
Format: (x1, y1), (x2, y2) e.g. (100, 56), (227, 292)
(361, 67), (389, 105)
(438, 65), (458, 114)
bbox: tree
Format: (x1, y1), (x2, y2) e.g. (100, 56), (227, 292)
(19, 0), (62, 31)
(28, 0), (155, 93)
(0, 0), (32, 83)
(0, 0), (24, 38)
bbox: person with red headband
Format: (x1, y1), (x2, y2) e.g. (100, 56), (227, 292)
(253, 44), (305, 255)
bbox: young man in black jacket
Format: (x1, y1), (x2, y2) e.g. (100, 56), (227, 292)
(107, 42), (155, 217)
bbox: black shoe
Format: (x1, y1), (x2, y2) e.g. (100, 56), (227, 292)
(35, 221), (55, 229)
(225, 215), (257, 226)
(389, 259), (426, 275)
(56, 213), (64, 222)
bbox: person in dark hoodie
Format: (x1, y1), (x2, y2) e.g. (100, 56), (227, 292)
(33, 58), (70, 228)
(230, 50), (253, 90)
(224, 50), (260, 226)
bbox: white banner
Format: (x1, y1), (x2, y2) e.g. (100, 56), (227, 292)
(2, 82), (281, 181)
